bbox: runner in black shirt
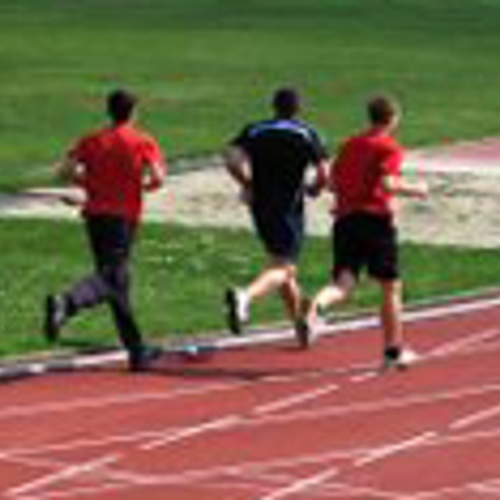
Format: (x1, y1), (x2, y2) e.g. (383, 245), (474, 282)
(224, 87), (329, 346)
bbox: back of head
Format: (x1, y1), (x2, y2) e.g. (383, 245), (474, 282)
(367, 95), (400, 126)
(272, 87), (301, 119)
(107, 89), (137, 124)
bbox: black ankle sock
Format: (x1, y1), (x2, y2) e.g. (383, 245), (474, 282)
(384, 346), (401, 360)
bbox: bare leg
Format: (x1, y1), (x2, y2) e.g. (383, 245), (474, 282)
(226, 257), (299, 331)
(278, 267), (302, 321)
(379, 279), (403, 349)
(246, 257), (297, 306)
(226, 256), (299, 335)
(307, 270), (356, 324)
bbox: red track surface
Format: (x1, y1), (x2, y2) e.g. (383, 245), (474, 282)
(1, 295), (500, 499)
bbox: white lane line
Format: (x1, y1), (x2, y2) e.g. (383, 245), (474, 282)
(0, 360), (372, 424)
(4, 380), (500, 465)
(110, 425), (500, 488)
(137, 367), (498, 451)
(428, 328), (500, 358)
(312, 481), (403, 499)
(235, 470), (403, 500)
(403, 477), (500, 499)
(18, 425), (500, 496)
(450, 403), (500, 430)
(318, 293), (500, 344)
(7, 482), (132, 500)
(240, 382), (500, 430)
(140, 383), (340, 451)
(350, 372), (380, 383)
(0, 292), (498, 496)
(0, 380), (250, 421)
(11, 424), (500, 499)
(354, 431), (438, 468)
(346, 294), (500, 332)
(258, 466), (339, 500)
(6, 454), (118, 498)
(422, 425), (500, 450)
(3, 323), (491, 426)
(259, 431), (437, 500)
(2, 293), (499, 424)
(470, 482), (500, 495)
(253, 384), (339, 416)
(140, 415), (241, 451)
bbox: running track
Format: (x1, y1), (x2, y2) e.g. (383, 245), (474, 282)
(1, 293), (500, 499)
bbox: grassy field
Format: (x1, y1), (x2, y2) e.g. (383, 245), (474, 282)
(1, 218), (500, 357)
(1, 0), (500, 188)
(1, 1), (500, 358)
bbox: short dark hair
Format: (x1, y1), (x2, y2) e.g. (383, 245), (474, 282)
(107, 89), (137, 123)
(367, 95), (399, 125)
(272, 87), (301, 118)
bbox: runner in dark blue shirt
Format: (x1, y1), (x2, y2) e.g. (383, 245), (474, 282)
(224, 87), (329, 346)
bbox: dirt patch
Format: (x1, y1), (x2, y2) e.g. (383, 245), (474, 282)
(162, 141), (500, 248)
(1, 140), (500, 248)
(164, 163), (500, 249)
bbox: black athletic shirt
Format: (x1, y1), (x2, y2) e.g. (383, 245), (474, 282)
(232, 119), (328, 214)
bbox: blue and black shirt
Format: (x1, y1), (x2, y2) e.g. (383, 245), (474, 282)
(232, 118), (328, 215)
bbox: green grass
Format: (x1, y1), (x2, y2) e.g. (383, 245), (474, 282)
(1, 1), (500, 359)
(1, 218), (499, 358)
(1, 0), (500, 187)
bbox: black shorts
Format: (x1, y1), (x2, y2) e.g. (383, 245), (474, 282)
(332, 212), (399, 281)
(252, 208), (304, 261)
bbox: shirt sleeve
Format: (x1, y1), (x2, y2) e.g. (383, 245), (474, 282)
(230, 125), (252, 152)
(306, 127), (329, 165)
(62, 136), (92, 188)
(141, 136), (167, 170)
(379, 143), (403, 177)
(68, 136), (91, 163)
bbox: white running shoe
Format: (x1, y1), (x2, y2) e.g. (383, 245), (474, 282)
(225, 288), (249, 335)
(383, 347), (419, 371)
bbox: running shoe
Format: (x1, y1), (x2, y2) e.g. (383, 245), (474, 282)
(294, 298), (323, 349)
(128, 344), (163, 372)
(294, 316), (313, 349)
(383, 346), (419, 371)
(43, 294), (67, 342)
(225, 288), (249, 335)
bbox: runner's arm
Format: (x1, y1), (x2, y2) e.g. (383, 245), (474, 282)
(383, 174), (429, 199)
(224, 145), (252, 189)
(54, 156), (86, 186)
(305, 158), (330, 197)
(142, 161), (166, 192)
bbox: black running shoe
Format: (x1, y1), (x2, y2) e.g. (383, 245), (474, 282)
(128, 345), (163, 373)
(44, 294), (67, 343)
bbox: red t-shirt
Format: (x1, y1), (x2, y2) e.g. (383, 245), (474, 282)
(331, 129), (403, 218)
(69, 123), (166, 222)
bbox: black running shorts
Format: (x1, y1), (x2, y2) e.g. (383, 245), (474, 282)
(332, 212), (399, 281)
(252, 209), (304, 262)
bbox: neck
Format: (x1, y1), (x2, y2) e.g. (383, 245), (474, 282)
(112, 119), (131, 127)
(369, 123), (392, 136)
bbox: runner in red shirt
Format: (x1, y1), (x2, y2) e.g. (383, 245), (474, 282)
(71, 123), (164, 223)
(300, 95), (428, 369)
(43, 89), (166, 372)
